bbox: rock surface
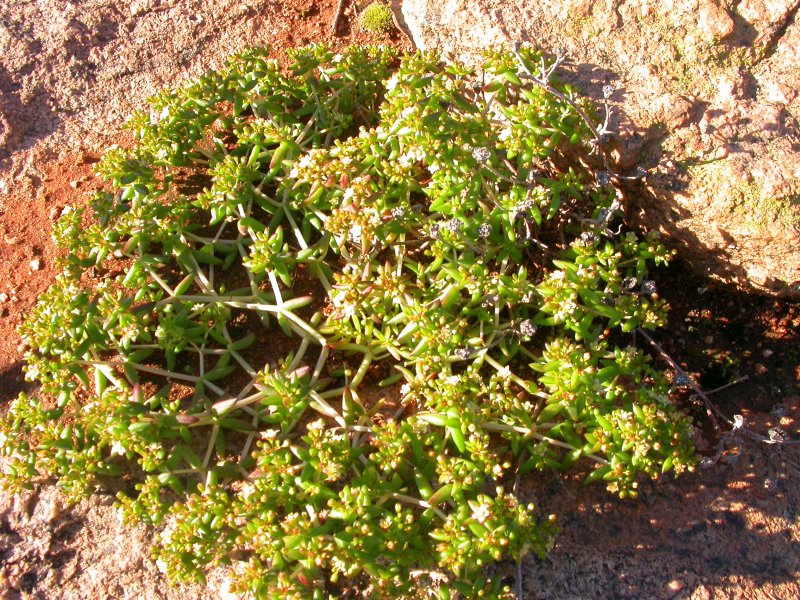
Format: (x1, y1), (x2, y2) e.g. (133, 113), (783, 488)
(0, 483), (224, 599)
(401, 0), (800, 297)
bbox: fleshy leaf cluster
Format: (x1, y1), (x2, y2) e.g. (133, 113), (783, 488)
(0, 44), (696, 598)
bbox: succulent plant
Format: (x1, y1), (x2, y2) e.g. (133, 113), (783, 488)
(0, 43), (696, 598)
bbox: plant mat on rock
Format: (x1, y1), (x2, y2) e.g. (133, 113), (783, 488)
(0, 1), (792, 597)
(4, 38), (697, 593)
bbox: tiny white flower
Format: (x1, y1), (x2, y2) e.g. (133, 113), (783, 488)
(155, 557), (169, 574)
(241, 482), (256, 500)
(109, 440), (127, 457)
(471, 146), (491, 164)
(296, 152), (315, 170)
(472, 501), (492, 524)
(160, 524), (175, 544)
(385, 74), (399, 91)
(341, 302), (356, 319)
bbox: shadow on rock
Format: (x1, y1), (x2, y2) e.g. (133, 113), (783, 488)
(0, 67), (61, 168)
(0, 360), (32, 404)
(521, 441), (800, 598)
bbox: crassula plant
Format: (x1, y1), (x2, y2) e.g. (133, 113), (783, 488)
(0, 44), (696, 598)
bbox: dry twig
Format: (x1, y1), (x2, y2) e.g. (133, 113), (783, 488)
(511, 42), (645, 184)
(637, 327), (800, 453)
(332, 0), (347, 33)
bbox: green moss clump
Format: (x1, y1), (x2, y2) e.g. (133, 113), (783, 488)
(360, 2), (395, 34)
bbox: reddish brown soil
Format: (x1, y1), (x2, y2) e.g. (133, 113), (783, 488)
(1, 2), (799, 599)
(0, 152), (105, 399)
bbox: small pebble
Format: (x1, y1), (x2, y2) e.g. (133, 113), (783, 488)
(667, 578), (685, 595)
(69, 180), (80, 188)
(762, 349), (774, 358)
(3, 234), (17, 244)
(45, 498), (62, 524)
(754, 363), (768, 375)
(30, 258), (42, 271)
(0, 292), (7, 303)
